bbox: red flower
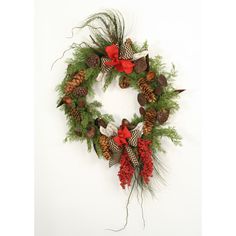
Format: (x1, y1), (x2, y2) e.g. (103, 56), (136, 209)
(113, 126), (131, 146)
(138, 138), (154, 184)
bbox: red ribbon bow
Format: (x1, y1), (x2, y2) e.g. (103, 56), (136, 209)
(105, 44), (134, 74)
(113, 126), (132, 146)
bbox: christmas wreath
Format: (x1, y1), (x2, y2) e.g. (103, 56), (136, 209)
(56, 10), (183, 230)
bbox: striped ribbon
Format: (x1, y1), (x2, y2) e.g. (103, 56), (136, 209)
(108, 129), (141, 168)
(101, 41), (134, 73)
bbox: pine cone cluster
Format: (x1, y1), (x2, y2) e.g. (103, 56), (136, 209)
(74, 87), (88, 97)
(143, 108), (157, 135)
(64, 70), (85, 94)
(69, 108), (81, 122)
(119, 76), (130, 89)
(99, 135), (111, 160)
(138, 78), (156, 103)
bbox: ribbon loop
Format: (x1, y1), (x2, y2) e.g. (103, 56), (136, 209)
(108, 124), (143, 168)
(101, 43), (135, 74)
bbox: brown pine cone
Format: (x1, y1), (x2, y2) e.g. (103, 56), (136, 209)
(70, 108), (81, 122)
(86, 54), (100, 68)
(143, 120), (154, 135)
(134, 57), (148, 74)
(138, 78), (156, 103)
(119, 76), (130, 89)
(74, 87), (88, 97)
(99, 135), (111, 160)
(145, 108), (157, 123)
(143, 108), (157, 135)
(64, 70), (85, 94)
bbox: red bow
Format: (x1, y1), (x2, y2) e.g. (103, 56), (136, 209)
(105, 44), (134, 74)
(113, 126), (132, 146)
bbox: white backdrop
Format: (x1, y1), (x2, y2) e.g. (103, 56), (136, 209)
(35, 0), (201, 235)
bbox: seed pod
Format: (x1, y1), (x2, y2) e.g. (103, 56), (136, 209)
(175, 89), (185, 94)
(154, 86), (163, 96)
(122, 118), (130, 127)
(146, 71), (156, 81)
(95, 118), (107, 128)
(137, 93), (147, 106)
(156, 109), (170, 124)
(75, 127), (82, 137)
(134, 57), (148, 74)
(157, 74), (168, 87)
(86, 126), (96, 138)
(139, 107), (146, 116)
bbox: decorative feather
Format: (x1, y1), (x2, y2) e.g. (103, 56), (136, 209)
(79, 10), (125, 53)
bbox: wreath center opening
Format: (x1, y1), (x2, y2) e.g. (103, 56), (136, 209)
(91, 78), (140, 125)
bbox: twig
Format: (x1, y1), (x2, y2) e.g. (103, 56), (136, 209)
(105, 179), (136, 232)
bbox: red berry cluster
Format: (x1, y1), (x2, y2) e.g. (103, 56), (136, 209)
(138, 138), (154, 184)
(118, 150), (135, 189)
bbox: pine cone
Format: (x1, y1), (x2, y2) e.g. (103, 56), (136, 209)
(134, 57), (148, 74)
(86, 54), (100, 68)
(143, 108), (157, 135)
(119, 76), (130, 89)
(138, 78), (156, 103)
(64, 70), (85, 94)
(99, 135), (111, 160)
(143, 120), (154, 135)
(74, 87), (88, 97)
(70, 108), (81, 122)
(145, 108), (157, 123)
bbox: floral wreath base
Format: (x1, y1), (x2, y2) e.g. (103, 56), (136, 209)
(56, 10), (183, 230)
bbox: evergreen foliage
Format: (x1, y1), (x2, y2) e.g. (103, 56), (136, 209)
(56, 10), (182, 196)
